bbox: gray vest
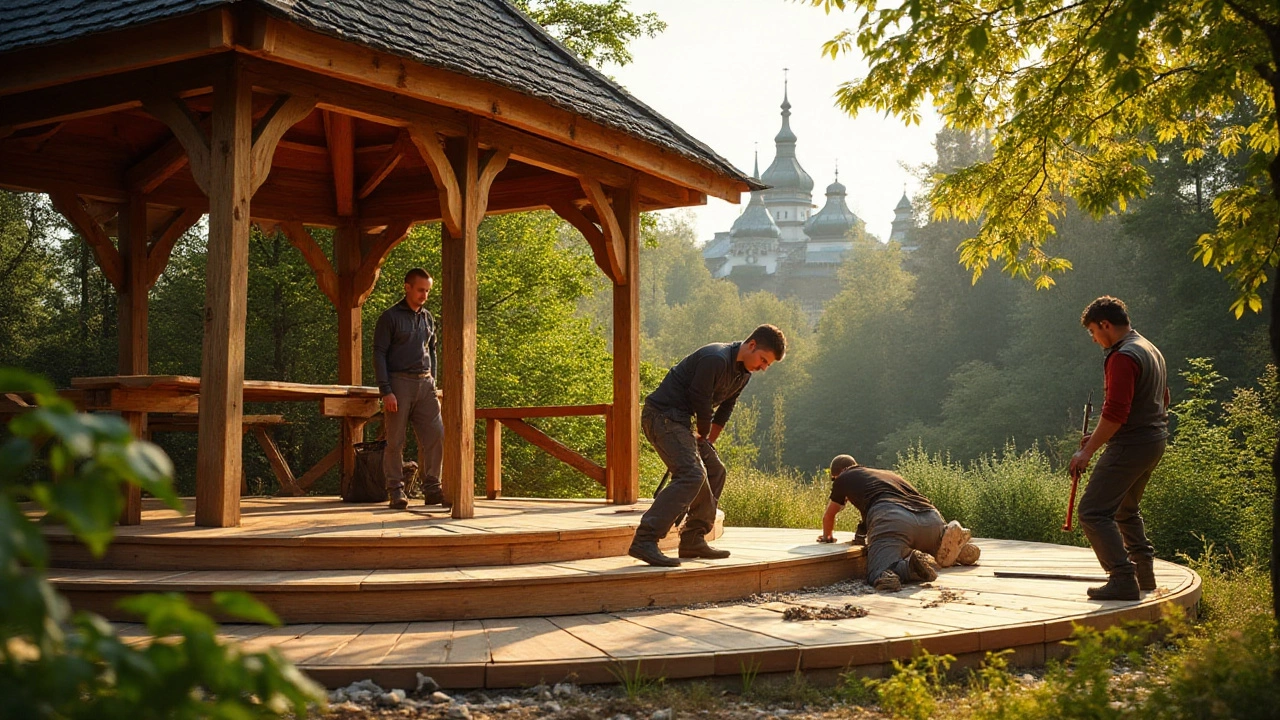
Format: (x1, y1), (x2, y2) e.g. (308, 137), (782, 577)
(1107, 329), (1169, 445)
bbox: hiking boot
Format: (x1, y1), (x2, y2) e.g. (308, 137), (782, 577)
(388, 487), (408, 510)
(873, 570), (902, 593)
(1087, 573), (1140, 601)
(628, 540), (681, 567)
(956, 543), (981, 566)
(679, 535), (731, 559)
(423, 486), (447, 506)
(936, 520), (972, 567)
(908, 550), (939, 583)
(1134, 557), (1156, 592)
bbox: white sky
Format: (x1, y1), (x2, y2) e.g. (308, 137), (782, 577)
(606, 0), (942, 244)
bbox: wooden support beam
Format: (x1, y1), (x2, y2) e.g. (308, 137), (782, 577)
(145, 208), (202, 287)
(49, 193), (124, 292)
(126, 136), (193, 195)
(142, 95), (212, 196)
(116, 194), (150, 525)
(486, 419), (502, 500)
(440, 125), (510, 520)
(549, 200), (617, 284)
(251, 425), (303, 496)
(279, 222), (339, 306)
(292, 447), (341, 494)
(194, 59), (253, 528)
(608, 179), (641, 505)
(579, 179), (626, 283)
(358, 131), (410, 199)
(334, 220), (364, 496)
(352, 220), (414, 305)
(323, 110), (355, 216)
(499, 418), (606, 485)
(406, 123), (463, 237)
(249, 93), (316, 194)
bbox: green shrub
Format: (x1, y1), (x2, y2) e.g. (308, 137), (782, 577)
(0, 369), (324, 719)
(872, 650), (954, 720)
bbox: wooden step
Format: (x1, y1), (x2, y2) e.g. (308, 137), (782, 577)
(41, 497), (722, 571)
(52, 528), (865, 624)
(106, 541), (1202, 690)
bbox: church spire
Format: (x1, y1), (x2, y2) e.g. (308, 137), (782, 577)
(760, 71), (813, 200)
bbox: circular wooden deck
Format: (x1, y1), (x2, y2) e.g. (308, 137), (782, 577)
(93, 534), (1198, 690)
(44, 497), (723, 571)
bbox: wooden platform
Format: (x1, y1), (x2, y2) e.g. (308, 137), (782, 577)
(104, 537), (1200, 689)
(43, 497), (723, 571)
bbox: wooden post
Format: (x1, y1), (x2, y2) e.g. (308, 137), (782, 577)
(194, 60), (252, 528)
(609, 180), (641, 505)
(334, 220), (363, 496)
(439, 123), (509, 519)
(116, 193), (149, 525)
(603, 404), (614, 502)
(486, 418), (501, 500)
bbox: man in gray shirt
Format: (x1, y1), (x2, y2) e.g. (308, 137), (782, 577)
(373, 268), (445, 510)
(629, 324), (787, 566)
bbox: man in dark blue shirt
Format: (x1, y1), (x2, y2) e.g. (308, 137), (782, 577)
(629, 324), (788, 567)
(373, 268), (444, 510)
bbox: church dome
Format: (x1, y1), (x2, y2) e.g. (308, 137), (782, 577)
(804, 174), (860, 241)
(730, 190), (781, 239)
(760, 89), (814, 196)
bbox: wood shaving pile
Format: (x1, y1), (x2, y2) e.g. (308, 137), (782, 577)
(782, 603), (869, 621)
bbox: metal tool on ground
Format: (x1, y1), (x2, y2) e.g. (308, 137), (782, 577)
(995, 570), (1109, 582)
(1063, 391), (1093, 532)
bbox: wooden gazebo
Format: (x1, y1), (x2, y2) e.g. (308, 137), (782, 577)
(0, 0), (756, 527)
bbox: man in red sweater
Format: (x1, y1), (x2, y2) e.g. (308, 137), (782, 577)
(1069, 297), (1170, 600)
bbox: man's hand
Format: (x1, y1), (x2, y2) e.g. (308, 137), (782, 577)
(382, 393), (398, 414)
(1068, 448), (1093, 480)
(1079, 432), (1092, 449)
(817, 534), (836, 544)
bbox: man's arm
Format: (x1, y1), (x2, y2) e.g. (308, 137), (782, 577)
(688, 355), (724, 438)
(1069, 353), (1136, 477)
(710, 389), (743, 434)
(426, 312), (438, 379)
(373, 312), (394, 396)
(819, 500), (842, 542)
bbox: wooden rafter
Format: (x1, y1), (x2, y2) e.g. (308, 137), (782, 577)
(358, 131), (410, 199)
(49, 193), (124, 291)
(278, 222), (339, 307)
(126, 136), (193, 195)
(322, 110), (355, 215)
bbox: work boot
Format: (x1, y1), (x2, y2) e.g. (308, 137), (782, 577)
(388, 486), (408, 510)
(1087, 573), (1140, 601)
(956, 543), (981, 566)
(873, 570), (902, 593)
(628, 540), (681, 567)
(1134, 557), (1157, 591)
(907, 550), (939, 583)
(679, 534), (731, 559)
(936, 520), (972, 567)
(423, 487), (447, 507)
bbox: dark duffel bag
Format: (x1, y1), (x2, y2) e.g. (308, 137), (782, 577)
(343, 440), (388, 503)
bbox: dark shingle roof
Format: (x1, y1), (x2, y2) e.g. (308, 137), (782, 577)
(0, 0), (755, 191)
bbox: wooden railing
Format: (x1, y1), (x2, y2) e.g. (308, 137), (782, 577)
(475, 404), (614, 500)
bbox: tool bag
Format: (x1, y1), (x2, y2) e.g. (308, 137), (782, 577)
(343, 440), (388, 503)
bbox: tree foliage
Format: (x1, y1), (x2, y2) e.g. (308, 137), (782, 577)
(511, 0), (666, 68)
(811, 0), (1280, 315)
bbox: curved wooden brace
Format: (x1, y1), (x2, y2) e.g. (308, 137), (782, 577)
(406, 123), (463, 237)
(251, 94), (316, 194)
(549, 200), (618, 284)
(499, 418), (605, 485)
(49, 192), (124, 291)
(279, 221), (339, 307)
(579, 178), (625, 283)
(145, 208), (202, 287)
(353, 220), (414, 305)
(141, 96), (211, 195)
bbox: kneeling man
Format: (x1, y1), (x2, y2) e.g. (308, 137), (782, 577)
(819, 455), (979, 592)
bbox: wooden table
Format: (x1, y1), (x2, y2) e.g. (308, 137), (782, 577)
(71, 375), (383, 524)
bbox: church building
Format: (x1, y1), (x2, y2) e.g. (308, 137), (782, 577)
(702, 85), (915, 322)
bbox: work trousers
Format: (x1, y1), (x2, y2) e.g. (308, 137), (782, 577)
(634, 405), (727, 544)
(865, 503), (946, 584)
(382, 373), (444, 494)
(1079, 438), (1165, 577)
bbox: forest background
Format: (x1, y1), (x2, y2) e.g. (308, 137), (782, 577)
(0, 117), (1269, 498)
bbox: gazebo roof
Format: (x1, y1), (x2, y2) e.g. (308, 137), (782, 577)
(0, 0), (756, 192)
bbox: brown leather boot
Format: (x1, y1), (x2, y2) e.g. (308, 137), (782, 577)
(1087, 573), (1139, 601)
(628, 540), (681, 567)
(388, 486), (408, 510)
(679, 534), (731, 559)
(1134, 557), (1156, 591)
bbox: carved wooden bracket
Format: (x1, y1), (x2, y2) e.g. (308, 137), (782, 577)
(353, 220), (414, 306)
(144, 208), (202, 286)
(49, 193), (124, 291)
(551, 178), (627, 284)
(278, 222), (339, 307)
(142, 90), (314, 196)
(406, 122), (463, 237)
